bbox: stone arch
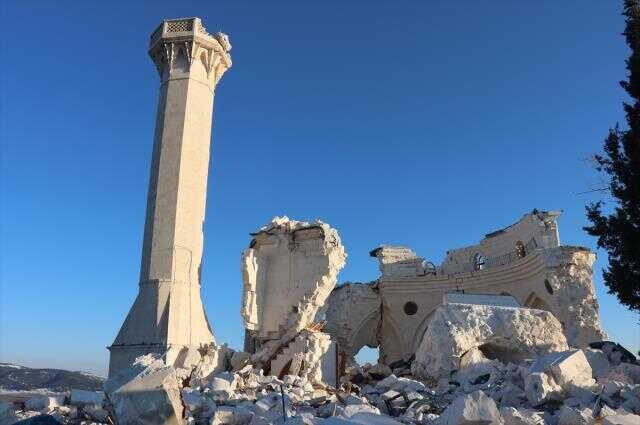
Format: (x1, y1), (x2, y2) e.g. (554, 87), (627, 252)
(410, 308), (438, 354)
(171, 46), (190, 74)
(347, 309), (381, 362)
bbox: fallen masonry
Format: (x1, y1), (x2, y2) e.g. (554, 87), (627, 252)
(4, 340), (639, 424)
(411, 301), (570, 380)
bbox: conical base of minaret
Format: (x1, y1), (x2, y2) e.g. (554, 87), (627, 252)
(108, 281), (214, 377)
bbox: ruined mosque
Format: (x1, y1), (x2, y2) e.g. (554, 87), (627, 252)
(108, 16), (604, 378)
(76, 17), (638, 425)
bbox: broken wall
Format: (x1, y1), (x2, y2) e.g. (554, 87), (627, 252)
(241, 216), (346, 349)
(324, 210), (606, 367)
(440, 210), (561, 275)
(369, 246), (434, 279)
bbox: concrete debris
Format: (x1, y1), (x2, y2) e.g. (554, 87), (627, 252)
(412, 303), (569, 380)
(103, 353), (187, 425)
(436, 390), (503, 424)
(68, 389), (104, 407)
(24, 396), (64, 412)
(268, 330), (334, 384)
(529, 350), (595, 389)
(190, 343), (233, 387)
(584, 348), (612, 379)
(524, 372), (563, 406)
(590, 341), (638, 366)
(8, 336), (640, 425)
(500, 407), (545, 425)
(557, 405), (594, 425)
(606, 363), (640, 385)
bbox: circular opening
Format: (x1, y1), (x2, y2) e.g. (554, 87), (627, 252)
(403, 301), (418, 316)
(544, 279), (554, 295)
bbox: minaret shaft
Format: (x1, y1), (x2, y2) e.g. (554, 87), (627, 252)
(140, 76), (214, 290)
(108, 18), (231, 377)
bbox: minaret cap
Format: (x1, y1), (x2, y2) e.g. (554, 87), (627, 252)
(148, 17), (232, 80)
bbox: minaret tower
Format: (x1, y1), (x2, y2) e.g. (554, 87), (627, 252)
(108, 18), (232, 376)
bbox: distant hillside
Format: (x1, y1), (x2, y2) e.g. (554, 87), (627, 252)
(0, 363), (104, 392)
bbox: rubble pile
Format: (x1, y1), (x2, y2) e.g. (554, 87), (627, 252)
(411, 303), (570, 380)
(5, 331), (639, 424)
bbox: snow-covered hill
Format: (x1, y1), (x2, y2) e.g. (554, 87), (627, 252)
(0, 363), (104, 392)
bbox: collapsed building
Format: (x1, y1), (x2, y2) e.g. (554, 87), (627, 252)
(324, 210), (606, 367)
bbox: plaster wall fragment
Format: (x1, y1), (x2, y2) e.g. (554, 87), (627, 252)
(241, 216), (346, 347)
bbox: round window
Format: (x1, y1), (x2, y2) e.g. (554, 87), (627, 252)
(403, 301), (418, 316)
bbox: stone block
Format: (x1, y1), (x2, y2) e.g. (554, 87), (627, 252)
(413, 303), (568, 380)
(557, 406), (594, 425)
(500, 407), (545, 425)
(530, 350), (595, 389)
(69, 389), (104, 407)
(104, 360), (185, 425)
(602, 413), (640, 425)
(584, 348), (611, 379)
(24, 396), (64, 412)
(524, 372), (562, 406)
(437, 390), (503, 424)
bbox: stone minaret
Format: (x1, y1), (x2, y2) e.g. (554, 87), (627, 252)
(108, 18), (231, 377)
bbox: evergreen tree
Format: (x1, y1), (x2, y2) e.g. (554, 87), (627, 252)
(585, 0), (640, 312)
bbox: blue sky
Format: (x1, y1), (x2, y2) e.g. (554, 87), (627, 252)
(1, 1), (638, 375)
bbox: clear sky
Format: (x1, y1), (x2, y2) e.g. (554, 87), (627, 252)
(1, 1), (638, 376)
